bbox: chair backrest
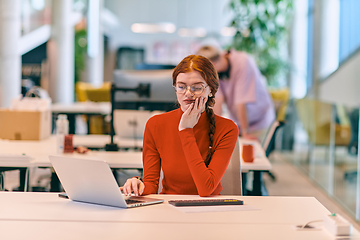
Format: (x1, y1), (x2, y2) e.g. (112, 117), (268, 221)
(85, 82), (111, 102)
(220, 138), (242, 195)
(75, 82), (111, 102)
(295, 98), (351, 146)
(157, 168), (164, 194)
(75, 82), (93, 102)
(269, 88), (289, 122)
(262, 120), (285, 157)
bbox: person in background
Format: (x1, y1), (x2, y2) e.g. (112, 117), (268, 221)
(121, 55), (239, 197)
(196, 45), (275, 142)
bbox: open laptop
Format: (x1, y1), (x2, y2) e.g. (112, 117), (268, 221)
(49, 155), (164, 208)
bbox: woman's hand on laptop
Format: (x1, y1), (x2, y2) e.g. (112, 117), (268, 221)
(121, 177), (144, 196)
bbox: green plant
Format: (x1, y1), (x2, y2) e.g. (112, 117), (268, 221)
(74, 28), (87, 83)
(228, 0), (293, 86)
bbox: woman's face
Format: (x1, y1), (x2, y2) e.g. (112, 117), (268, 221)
(175, 71), (211, 112)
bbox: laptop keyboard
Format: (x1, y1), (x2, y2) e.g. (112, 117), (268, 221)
(125, 199), (144, 204)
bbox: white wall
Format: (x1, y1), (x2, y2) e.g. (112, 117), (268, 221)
(0, 0), (21, 107)
(289, 0), (308, 99)
(319, 51), (360, 108)
(317, 0), (339, 79)
(104, 0), (233, 64)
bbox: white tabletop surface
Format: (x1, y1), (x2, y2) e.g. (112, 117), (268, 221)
(0, 135), (270, 172)
(1, 221), (354, 240)
(0, 193), (334, 224)
(0, 193), (359, 240)
(51, 102), (111, 115)
(0, 134), (142, 150)
(0, 136), (143, 169)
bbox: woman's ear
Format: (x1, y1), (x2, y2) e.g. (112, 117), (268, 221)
(209, 93), (213, 97)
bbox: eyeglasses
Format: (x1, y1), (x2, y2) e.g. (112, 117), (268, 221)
(173, 83), (209, 95)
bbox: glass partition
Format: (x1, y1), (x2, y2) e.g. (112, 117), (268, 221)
(333, 106), (358, 217)
(292, 98), (359, 221)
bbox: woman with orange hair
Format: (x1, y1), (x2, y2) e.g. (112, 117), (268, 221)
(122, 55), (238, 197)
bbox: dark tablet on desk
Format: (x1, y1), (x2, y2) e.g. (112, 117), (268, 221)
(168, 199), (244, 207)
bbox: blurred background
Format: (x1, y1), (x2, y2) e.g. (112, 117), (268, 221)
(1, 0), (360, 225)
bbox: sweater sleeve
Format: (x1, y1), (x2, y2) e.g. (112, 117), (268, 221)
(178, 122), (239, 197)
(141, 118), (161, 195)
(232, 53), (257, 104)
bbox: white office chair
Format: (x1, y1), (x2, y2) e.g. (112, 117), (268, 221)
(220, 138), (242, 195)
(157, 168), (164, 194)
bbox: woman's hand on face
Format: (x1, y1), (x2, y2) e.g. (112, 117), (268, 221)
(179, 97), (206, 131)
(120, 178), (144, 196)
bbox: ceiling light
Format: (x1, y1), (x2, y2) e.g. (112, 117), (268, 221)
(131, 23), (176, 34)
(178, 28), (207, 38)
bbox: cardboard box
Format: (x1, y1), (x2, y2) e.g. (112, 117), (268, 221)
(0, 109), (51, 140)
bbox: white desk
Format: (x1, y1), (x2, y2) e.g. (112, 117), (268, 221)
(0, 135), (267, 171)
(0, 135), (143, 168)
(0, 135), (270, 193)
(0, 136), (143, 191)
(1, 221), (351, 240)
(0, 135), (142, 155)
(239, 139), (271, 172)
(0, 193), (359, 240)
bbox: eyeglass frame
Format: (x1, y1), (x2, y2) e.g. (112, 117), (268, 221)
(173, 83), (209, 95)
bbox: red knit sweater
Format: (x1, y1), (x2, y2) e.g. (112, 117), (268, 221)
(142, 108), (239, 197)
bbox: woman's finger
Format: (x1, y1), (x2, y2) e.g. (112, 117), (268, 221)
(122, 184), (127, 195)
(139, 182), (145, 195)
(193, 97), (199, 111)
(124, 179), (132, 196)
(185, 102), (194, 115)
(131, 179), (139, 196)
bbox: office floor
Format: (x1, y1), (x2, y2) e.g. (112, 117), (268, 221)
(3, 149), (360, 231)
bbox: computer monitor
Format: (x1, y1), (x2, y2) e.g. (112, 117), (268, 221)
(113, 69), (177, 111)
